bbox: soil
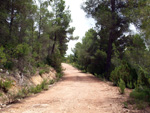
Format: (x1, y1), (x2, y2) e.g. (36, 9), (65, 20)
(0, 63), (144, 113)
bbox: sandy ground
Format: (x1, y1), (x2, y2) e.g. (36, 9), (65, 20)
(1, 63), (133, 113)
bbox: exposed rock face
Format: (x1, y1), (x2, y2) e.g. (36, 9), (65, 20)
(0, 67), (57, 106)
(31, 72), (56, 85)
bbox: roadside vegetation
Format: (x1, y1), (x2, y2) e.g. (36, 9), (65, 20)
(66, 0), (150, 110)
(0, 72), (63, 106)
(0, 0), (77, 79)
(0, 0), (74, 107)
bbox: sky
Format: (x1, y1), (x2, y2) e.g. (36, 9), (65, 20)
(65, 0), (96, 55)
(64, 0), (137, 55)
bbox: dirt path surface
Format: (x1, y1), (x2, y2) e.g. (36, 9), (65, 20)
(1, 63), (131, 113)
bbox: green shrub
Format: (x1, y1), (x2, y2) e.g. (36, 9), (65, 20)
(29, 86), (36, 94)
(110, 62), (137, 88)
(123, 102), (128, 108)
(15, 43), (30, 56)
(0, 79), (13, 93)
(44, 65), (50, 73)
(56, 72), (63, 78)
(127, 82), (133, 89)
(29, 85), (42, 94)
(43, 85), (49, 90)
(0, 92), (3, 96)
(36, 62), (45, 68)
(7, 92), (17, 103)
(49, 80), (55, 85)
(137, 67), (150, 87)
(4, 61), (14, 70)
(135, 100), (147, 110)
(82, 70), (87, 73)
(39, 70), (45, 75)
(118, 79), (125, 94)
(31, 67), (36, 75)
(29, 80), (49, 94)
(15, 90), (25, 99)
(41, 80), (49, 90)
(21, 87), (29, 97)
(130, 87), (150, 102)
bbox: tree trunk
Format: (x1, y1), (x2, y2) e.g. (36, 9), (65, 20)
(38, 4), (42, 39)
(9, 0), (14, 40)
(47, 35), (51, 56)
(38, 15), (41, 39)
(105, 0), (116, 79)
(51, 32), (57, 55)
(31, 20), (34, 53)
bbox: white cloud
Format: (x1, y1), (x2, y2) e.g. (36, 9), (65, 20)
(65, 0), (96, 55)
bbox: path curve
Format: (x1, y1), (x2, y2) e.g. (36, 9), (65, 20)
(1, 63), (130, 113)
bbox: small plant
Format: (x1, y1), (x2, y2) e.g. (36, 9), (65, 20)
(28, 80), (50, 94)
(82, 70), (86, 73)
(34, 85), (42, 93)
(39, 70), (45, 75)
(43, 85), (49, 90)
(94, 73), (98, 77)
(41, 80), (49, 90)
(21, 87), (29, 97)
(118, 78), (125, 94)
(29, 86), (36, 94)
(7, 92), (17, 103)
(130, 87), (150, 102)
(127, 82), (133, 89)
(15, 90), (24, 100)
(49, 80), (55, 85)
(0, 92), (3, 96)
(123, 102), (128, 108)
(31, 67), (36, 75)
(44, 66), (50, 73)
(56, 72), (63, 78)
(135, 100), (146, 110)
(0, 79), (13, 93)
(56, 77), (60, 82)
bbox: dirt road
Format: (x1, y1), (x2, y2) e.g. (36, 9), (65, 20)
(1, 63), (130, 113)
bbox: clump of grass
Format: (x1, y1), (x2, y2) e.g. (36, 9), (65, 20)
(39, 65), (50, 76)
(49, 80), (55, 85)
(29, 80), (49, 94)
(118, 78), (125, 94)
(2, 79), (54, 104)
(29, 85), (42, 94)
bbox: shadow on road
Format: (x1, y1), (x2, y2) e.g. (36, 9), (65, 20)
(62, 74), (101, 83)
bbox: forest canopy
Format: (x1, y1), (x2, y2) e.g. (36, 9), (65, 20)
(0, 0), (76, 74)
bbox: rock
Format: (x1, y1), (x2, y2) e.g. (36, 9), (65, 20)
(6, 70), (9, 75)
(1, 104), (6, 108)
(0, 69), (3, 72)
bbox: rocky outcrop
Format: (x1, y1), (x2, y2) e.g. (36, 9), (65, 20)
(0, 67), (57, 106)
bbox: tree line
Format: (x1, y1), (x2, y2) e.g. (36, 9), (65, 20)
(67, 0), (150, 102)
(0, 0), (76, 74)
